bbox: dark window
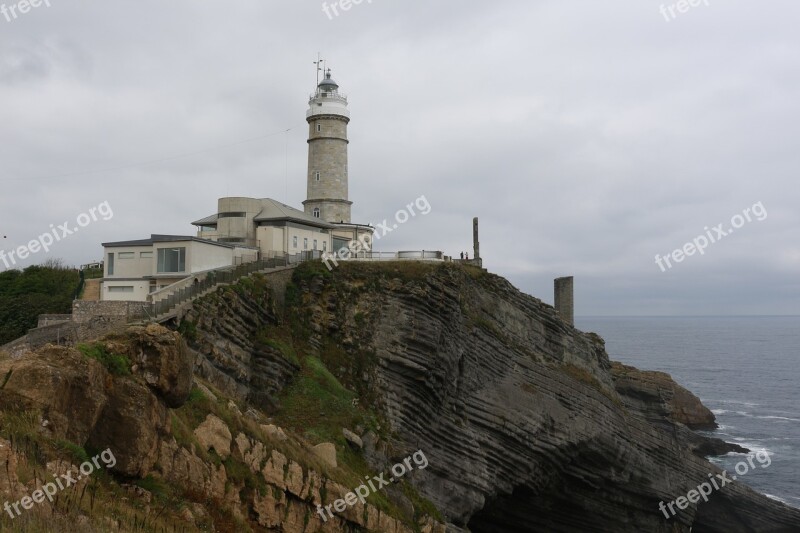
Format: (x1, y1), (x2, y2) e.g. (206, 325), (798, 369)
(157, 247), (186, 273)
(218, 212), (247, 218)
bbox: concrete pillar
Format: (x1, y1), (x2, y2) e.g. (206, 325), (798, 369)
(554, 276), (574, 326)
(473, 217), (480, 260)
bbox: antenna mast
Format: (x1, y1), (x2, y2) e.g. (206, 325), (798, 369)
(314, 53), (325, 86)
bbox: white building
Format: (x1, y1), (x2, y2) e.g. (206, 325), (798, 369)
(101, 235), (257, 301)
(98, 67), (376, 302)
(190, 68), (374, 258)
(191, 197), (335, 256)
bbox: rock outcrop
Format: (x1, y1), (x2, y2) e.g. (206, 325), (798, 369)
(257, 262), (799, 533)
(0, 324), (193, 477)
(181, 280), (299, 408)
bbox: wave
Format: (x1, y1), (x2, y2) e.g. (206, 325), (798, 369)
(709, 399), (760, 407)
(766, 494), (789, 504)
(712, 409), (729, 415)
(726, 441), (773, 456)
(758, 415), (800, 423)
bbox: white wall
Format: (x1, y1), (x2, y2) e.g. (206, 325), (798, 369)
(287, 226), (331, 254)
(105, 246), (154, 278)
(102, 280), (150, 302)
(187, 241), (235, 272)
(256, 226), (286, 255)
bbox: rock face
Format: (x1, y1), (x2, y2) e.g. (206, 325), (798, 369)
(262, 263), (800, 533)
(181, 282), (299, 408)
(194, 414), (233, 459)
(611, 361), (716, 429)
(0, 324), (194, 477)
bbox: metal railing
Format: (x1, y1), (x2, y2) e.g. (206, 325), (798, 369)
(150, 254), (301, 319)
(146, 249), (446, 320)
(326, 250), (445, 261)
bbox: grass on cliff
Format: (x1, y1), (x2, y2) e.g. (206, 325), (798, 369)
(0, 407), (194, 532)
(255, 325), (300, 365)
(76, 343), (131, 376)
(275, 355), (358, 444)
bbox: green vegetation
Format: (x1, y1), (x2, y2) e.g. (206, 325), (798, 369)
(255, 325), (300, 365)
(82, 267), (104, 280)
(177, 319), (198, 342)
(76, 343), (131, 376)
(275, 356), (359, 444)
(401, 480), (445, 522)
(55, 439), (89, 463)
(0, 260), (80, 345)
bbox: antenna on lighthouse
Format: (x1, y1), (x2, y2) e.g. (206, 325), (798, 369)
(313, 53), (325, 86)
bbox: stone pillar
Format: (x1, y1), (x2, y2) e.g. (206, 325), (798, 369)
(473, 217), (480, 260)
(554, 276), (574, 326)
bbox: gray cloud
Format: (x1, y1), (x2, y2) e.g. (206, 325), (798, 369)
(1, 0), (798, 315)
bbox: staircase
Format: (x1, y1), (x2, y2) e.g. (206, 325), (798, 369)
(148, 254), (307, 322)
(81, 279), (101, 301)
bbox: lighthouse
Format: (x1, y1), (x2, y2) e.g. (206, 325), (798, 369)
(304, 67), (373, 254)
(303, 69), (352, 223)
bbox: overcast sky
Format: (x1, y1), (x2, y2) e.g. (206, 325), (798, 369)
(1, 1), (798, 315)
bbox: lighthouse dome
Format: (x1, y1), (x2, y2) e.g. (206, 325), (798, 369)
(318, 71), (339, 92)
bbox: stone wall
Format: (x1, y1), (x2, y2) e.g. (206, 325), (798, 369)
(259, 267), (295, 308)
(26, 322), (79, 351)
(37, 315), (72, 328)
(72, 301), (151, 324)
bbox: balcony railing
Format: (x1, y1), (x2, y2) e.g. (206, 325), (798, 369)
(308, 91), (348, 104)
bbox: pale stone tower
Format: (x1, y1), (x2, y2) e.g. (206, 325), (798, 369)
(303, 69), (352, 223)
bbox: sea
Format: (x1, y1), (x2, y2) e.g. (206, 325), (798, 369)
(576, 316), (800, 509)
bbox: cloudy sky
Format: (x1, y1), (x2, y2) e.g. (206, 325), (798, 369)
(1, 1), (798, 315)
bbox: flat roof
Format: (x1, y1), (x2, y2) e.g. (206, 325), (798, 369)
(102, 234), (254, 249)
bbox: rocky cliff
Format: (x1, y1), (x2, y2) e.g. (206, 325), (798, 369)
(185, 261), (800, 532)
(1, 261), (798, 532)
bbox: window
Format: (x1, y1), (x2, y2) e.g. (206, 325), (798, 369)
(107, 253), (114, 275)
(315, 172), (320, 181)
(293, 236), (298, 249)
(118, 252), (134, 259)
(304, 238), (308, 250)
(323, 241), (327, 252)
(157, 247), (186, 273)
(140, 251), (153, 258)
(313, 208), (320, 218)
(108, 286), (134, 293)
(218, 212), (247, 218)
(316, 123), (322, 132)
(313, 240), (318, 250)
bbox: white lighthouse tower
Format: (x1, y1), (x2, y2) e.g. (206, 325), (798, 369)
(304, 69), (352, 223)
(304, 67), (373, 253)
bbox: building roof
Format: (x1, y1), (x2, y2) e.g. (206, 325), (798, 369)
(254, 199), (335, 229)
(191, 198), (334, 230)
(102, 234), (244, 249)
(191, 214), (219, 226)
